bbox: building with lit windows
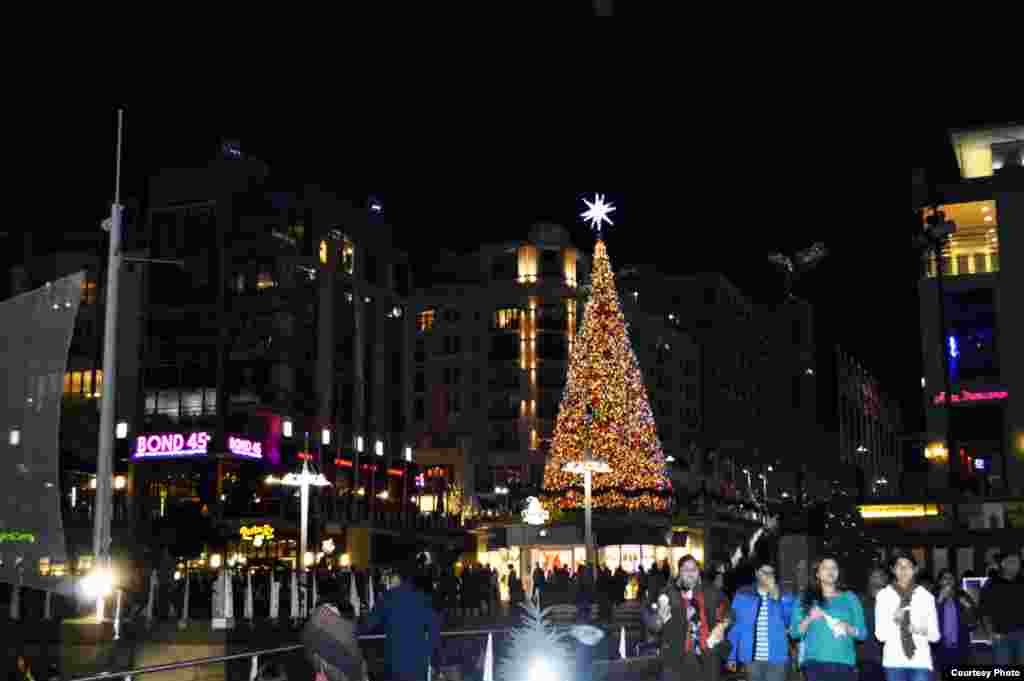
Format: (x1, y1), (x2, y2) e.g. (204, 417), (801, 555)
(614, 268), (841, 503)
(830, 346), (903, 498)
(407, 223), (592, 503)
(5, 147), (434, 569)
(918, 123), (1024, 496)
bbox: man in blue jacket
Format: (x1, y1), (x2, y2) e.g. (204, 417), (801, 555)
(726, 561), (794, 681)
(361, 560), (441, 681)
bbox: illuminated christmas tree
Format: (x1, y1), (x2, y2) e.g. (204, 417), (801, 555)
(542, 195), (671, 512)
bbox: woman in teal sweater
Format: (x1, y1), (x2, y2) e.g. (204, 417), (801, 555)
(790, 555), (866, 681)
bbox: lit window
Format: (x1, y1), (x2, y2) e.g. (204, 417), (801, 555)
(517, 244), (538, 284)
(81, 279), (98, 305)
(71, 371), (82, 396)
(417, 309), (435, 332)
(319, 240), (328, 265)
(256, 272), (276, 289)
(922, 201), (999, 279)
(340, 237), (354, 275)
(82, 370), (92, 396)
(494, 308), (522, 330)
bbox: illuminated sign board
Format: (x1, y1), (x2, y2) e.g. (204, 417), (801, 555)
(132, 431), (264, 460)
(227, 435), (263, 459)
(857, 504), (940, 519)
(925, 442), (949, 462)
(133, 432), (210, 459)
(0, 530), (36, 543)
(240, 525), (274, 542)
(933, 389), (1008, 405)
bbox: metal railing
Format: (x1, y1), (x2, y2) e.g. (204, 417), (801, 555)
(65, 628), (512, 681)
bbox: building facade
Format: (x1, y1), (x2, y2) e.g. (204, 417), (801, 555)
(7, 147), (430, 568)
(407, 223), (591, 502)
(918, 124), (1024, 496)
(832, 346), (903, 498)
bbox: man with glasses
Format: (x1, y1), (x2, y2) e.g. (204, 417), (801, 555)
(643, 555), (734, 681)
(726, 562), (794, 681)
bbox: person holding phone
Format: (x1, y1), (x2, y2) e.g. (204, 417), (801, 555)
(874, 552), (939, 681)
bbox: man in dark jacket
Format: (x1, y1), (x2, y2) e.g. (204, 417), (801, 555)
(643, 554), (734, 681)
(361, 561), (441, 681)
(979, 551), (1024, 665)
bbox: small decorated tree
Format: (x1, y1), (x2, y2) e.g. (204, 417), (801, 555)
(498, 600), (573, 681)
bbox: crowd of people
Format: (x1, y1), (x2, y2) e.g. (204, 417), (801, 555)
(640, 548), (1024, 681)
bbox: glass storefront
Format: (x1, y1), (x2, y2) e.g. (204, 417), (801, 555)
(477, 547), (522, 601)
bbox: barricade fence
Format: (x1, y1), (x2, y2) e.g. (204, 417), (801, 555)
(65, 626), (661, 681)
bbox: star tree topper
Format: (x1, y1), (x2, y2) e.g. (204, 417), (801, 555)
(581, 193), (615, 236)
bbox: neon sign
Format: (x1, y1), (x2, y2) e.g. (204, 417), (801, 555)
(132, 431), (265, 460)
(133, 432), (209, 459)
(240, 524), (274, 542)
(228, 435), (262, 459)
(933, 389), (1008, 405)
(0, 530), (35, 543)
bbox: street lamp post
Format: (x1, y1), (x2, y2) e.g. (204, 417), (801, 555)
(266, 450), (330, 617)
(563, 447), (611, 569)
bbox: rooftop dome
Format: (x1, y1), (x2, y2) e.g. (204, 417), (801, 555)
(528, 222), (570, 248)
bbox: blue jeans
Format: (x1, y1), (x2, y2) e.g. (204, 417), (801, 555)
(803, 662), (857, 681)
(992, 630), (1024, 665)
(884, 668), (932, 681)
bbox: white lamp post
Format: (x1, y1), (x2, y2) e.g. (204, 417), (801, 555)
(266, 449), (331, 615)
(563, 446), (611, 568)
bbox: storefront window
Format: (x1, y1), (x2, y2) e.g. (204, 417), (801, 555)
(477, 547), (521, 601)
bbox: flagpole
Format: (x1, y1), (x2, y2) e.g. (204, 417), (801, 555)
(94, 107), (124, 625)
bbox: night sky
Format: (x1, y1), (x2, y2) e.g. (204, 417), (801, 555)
(9, 107), (977, 430)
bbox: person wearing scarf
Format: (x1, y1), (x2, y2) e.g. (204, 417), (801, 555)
(643, 554), (734, 681)
(874, 552), (939, 681)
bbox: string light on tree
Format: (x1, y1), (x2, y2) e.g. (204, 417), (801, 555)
(543, 195), (671, 512)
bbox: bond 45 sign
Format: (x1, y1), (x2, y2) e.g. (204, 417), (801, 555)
(133, 432), (210, 459)
(132, 432), (265, 460)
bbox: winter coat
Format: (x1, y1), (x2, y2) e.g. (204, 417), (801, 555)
(642, 581), (733, 680)
(727, 586), (795, 665)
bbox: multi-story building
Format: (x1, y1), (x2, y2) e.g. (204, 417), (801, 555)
(407, 223), (591, 502)
(918, 123), (1023, 496)
(7, 145), (428, 568)
(615, 269), (835, 501)
(828, 346), (903, 498)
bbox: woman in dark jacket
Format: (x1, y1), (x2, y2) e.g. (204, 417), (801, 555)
(934, 568), (975, 673)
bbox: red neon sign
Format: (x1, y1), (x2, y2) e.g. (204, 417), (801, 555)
(933, 389), (1008, 405)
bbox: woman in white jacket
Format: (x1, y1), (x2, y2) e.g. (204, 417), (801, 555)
(875, 552), (940, 681)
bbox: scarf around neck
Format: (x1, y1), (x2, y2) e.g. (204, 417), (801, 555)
(894, 584), (916, 660)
